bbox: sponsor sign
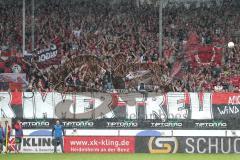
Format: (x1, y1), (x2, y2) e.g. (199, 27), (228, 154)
(183, 137), (240, 153)
(144, 119), (229, 130)
(64, 136), (135, 153)
(2, 138), (16, 152)
(212, 93), (240, 119)
(3, 136), (61, 153)
(61, 120), (95, 128)
(148, 137), (178, 153)
(136, 137), (178, 153)
(105, 120), (139, 128)
(21, 136), (61, 153)
(12, 119), (231, 130)
(192, 120), (228, 129)
(12, 119), (51, 128)
(12, 119), (96, 129)
(148, 120), (183, 129)
(136, 137), (240, 153)
(3, 136), (240, 153)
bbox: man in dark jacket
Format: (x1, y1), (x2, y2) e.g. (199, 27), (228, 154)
(52, 120), (64, 153)
(14, 120), (23, 153)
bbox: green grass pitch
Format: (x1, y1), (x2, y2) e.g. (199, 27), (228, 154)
(1, 153), (240, 160)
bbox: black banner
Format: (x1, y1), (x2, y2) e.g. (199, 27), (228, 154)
(12, 118), (240, 130)
(135, 137), (240, 153)
(212, 104), (240, 119)
(37, 44), (58, 62)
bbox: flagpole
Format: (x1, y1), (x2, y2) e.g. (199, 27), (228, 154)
(5, 125), (8, 153)
(31, 0), (35, 50)
(22, 0), (26, 56)
(159, 0), (163, 58)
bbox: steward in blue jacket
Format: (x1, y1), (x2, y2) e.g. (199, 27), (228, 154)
(52, 120), (64, 153)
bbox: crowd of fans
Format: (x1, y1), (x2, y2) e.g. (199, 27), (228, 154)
(0, 0), (240, 93)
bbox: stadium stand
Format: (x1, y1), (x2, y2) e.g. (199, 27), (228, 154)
(0, 0), (240, 93)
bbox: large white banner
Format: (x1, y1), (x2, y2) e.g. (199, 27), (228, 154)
(1, 92), (240, 119)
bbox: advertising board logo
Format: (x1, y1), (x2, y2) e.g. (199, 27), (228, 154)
(62, 121), (94, 128)
(148, 137), (178, 154)
(150, 120), (183, 128)
(22, 137), (53, 147)
(20, 120), (50, 128)
(8, 138), (16, 151)
(194, 120), (227, 129)
(3, 138), (16, 152)
(106, 120), (138, 128)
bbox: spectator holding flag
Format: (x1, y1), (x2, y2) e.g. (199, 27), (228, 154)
(4, 120), (11, 153)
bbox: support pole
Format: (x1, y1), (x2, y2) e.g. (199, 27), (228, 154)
(159, 0), (163, 58)
(22, 0), (26, 56)
(31, 0), (35, 50)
